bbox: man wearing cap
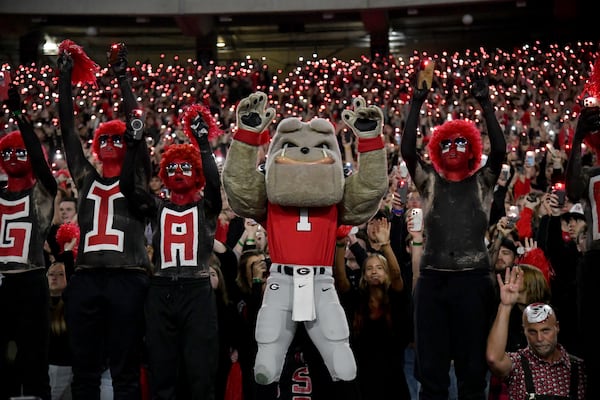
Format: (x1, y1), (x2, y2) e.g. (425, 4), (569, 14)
(487, 267), (586, 399)
(561, 203), (587, 243)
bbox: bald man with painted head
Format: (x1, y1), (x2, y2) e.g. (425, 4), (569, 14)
(486, 266), (586, 399)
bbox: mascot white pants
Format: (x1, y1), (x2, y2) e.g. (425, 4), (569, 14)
(254, 263), (356, 384)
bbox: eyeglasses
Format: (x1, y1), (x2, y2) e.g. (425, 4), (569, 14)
(166, 162), (193, 174)
(98, 134), (123, 146)
(439, 137), (468, 152)
(1, 148), (28, 161)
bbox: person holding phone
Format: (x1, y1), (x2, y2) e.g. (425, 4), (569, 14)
(401, 65), (506, 399)
(534, 187), (581, 357)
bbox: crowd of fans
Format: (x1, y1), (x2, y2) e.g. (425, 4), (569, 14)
(1, 39), (598, 180)
(1, 38), (598, 399)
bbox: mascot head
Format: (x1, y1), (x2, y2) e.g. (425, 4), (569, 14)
(264, 117), (345, 206)
(427, 119), (482, 181)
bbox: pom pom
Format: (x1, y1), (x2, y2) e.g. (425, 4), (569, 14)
(59, 39), (100, 87)
(56, 222), (80, 259)
(519, 247), (554, 284)
(180, 103), (223, 145)
(336, 225), (354, 240)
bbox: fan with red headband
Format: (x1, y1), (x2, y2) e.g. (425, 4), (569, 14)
(58, 39), (100, 87)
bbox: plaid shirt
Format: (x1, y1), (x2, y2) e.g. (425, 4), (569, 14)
(506, 345), (586, 399)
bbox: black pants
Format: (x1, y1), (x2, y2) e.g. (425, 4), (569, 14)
(579, 249), (600, 399)
(414, 269), (495, 400)
(0, 269), (50, 400)
(145, 277), (218, 400)
(64, 268), (149, 400)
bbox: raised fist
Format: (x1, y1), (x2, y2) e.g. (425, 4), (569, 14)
(190, 112), (209, 139)
(341, 96), (383, 139)
(470, 69), (490, 101)
(126, 109), (145, 141)
(6, 85), (21, 114)
(57, 53), (73, 76)
(236, 91), (275, 133)
(108, 43), (128, 77)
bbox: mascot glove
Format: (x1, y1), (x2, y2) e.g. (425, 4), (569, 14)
(341, 96), (383, 139)
(236, 91), (275, 133)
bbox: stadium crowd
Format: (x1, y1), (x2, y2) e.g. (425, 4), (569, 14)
(1, 38), (598, 400)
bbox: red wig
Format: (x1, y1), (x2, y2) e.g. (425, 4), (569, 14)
(427, 119), (483, 179)
(0, 130), (51, 166)
(159, 144), (205, 191)
(0, 130), (25, 152)
(91, 120), (127, 158)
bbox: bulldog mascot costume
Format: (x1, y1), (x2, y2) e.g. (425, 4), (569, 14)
(222, 91), (387, 399)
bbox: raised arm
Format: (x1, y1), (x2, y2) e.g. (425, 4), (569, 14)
(471, 72), (505, 179)
(334, 235), (352, 294)
(120, 124), (156, 220)
(189, 110), (222, 219)
(401, 81), (428, 181)
(486, 267), (522, 379)
(109, 43), (139, 121)
(109, 43), (152, 188)
(566, 106), (600, 201)
(6, 84), (57, 195)
(57, 53), (93, 185)
(373, 218), (404, 292)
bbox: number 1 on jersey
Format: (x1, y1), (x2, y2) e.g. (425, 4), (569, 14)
(296, 208), (312, 231)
